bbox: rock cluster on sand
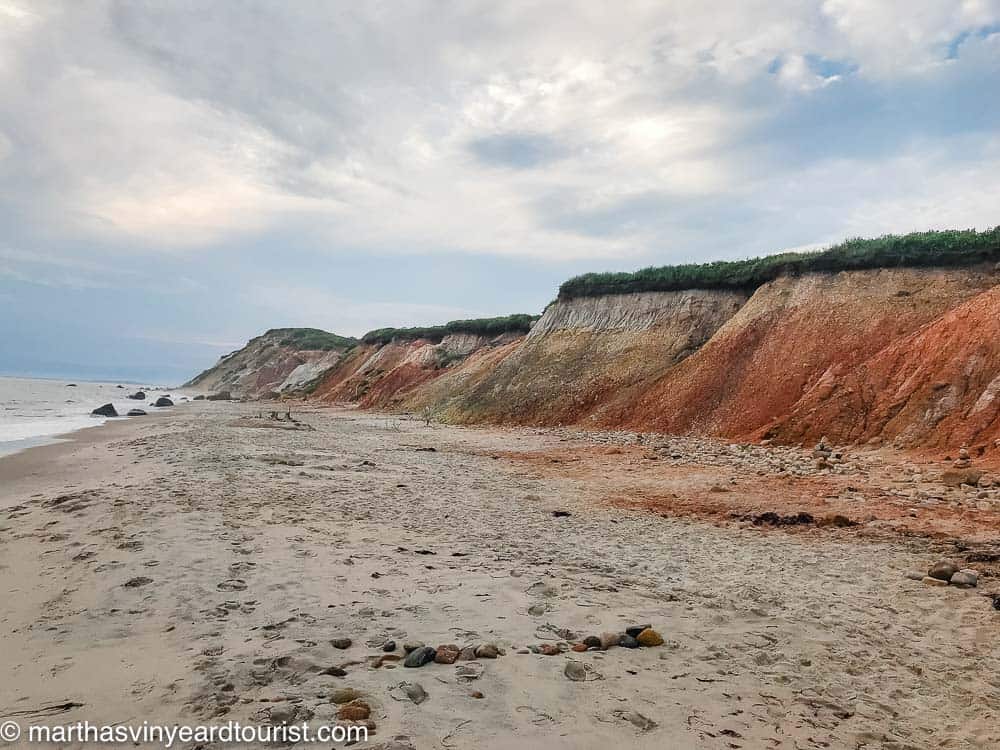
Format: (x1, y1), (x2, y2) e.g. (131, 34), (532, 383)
(919, 560), (980, 588)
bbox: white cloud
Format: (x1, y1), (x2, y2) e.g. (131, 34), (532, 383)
(0, 0), (998, 264)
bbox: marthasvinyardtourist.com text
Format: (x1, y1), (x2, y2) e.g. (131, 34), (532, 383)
(0, 719), (367, 746)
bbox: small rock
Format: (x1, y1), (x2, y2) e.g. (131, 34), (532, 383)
(922, 576), (949, 587)
(619, 635), (639, 649)
(474, 643), (499, 659)
(331, 688), (363, 704)
(404, 646), (437, 667)
(321, 666), (347, 677)
(619, 711), (658, 731)
(527, 603), (547, 616)
(636, 628), (664, 647)
(126, 409), (147, 416)
(434, 645), (460, 664)
(552, 510), (572, 517)
(336, 701), (371, 721)
(458, 647), (477, 661)
(598, 632), (620, 650)
(928, 561), (958, 581)
(400, 682), (427, 705)
(624, 624), (651, 638)
(538, 644), (561, 656)
(571, 643), (588, 652)
(123, 576), (153, 588)
(383, 640), (397, 652)
(331, 637), (353, 649)
(950, 569), (978, 587)
(582, 636), (602, 649)
(470, 691), (484, 699)
(904, 571), (925, 581)
(154, 397), (173, 407)
(91, 403), (118, 417)
(402, 641), (425, 654)
(564, 661), (587, 681)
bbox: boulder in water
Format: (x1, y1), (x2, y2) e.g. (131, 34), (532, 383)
(91, 403), (118, 417)
(127, 391), (146, 400)
(154, 397), (174, 407)
(126, 409), (147, 417)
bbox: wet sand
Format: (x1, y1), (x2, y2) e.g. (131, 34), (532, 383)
(1, 402), (998, 749)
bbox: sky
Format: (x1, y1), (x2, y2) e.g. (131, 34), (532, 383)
(1, 0), (999, 383)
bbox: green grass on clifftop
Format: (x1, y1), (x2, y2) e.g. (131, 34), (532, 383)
(361, 314), (539, 346)
(265, 328), (359, 351)
(557, 227), (1000, 300)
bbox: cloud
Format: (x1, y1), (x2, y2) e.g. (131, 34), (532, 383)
(0, 0), (998, 268)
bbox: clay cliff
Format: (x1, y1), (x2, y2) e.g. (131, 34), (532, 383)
(189, 228), (1000, 453)
(183, 328), (357, 398)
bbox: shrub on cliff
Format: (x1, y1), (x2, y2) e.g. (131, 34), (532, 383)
(557, 227), (1000, 299)
(268, 328), (359, 351)
(361, 314), (539, 346)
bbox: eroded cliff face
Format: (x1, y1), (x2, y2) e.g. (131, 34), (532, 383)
(196, 265), (1000, 453)
(611, 266), (1000, 445)
(312, 332), (524, 409)
(764, 283), (1000, 450)
(429, 290), (749, 424)
(184, 329), (354, 398)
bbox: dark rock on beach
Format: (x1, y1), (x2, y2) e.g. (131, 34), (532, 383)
(91, 403), (118, 417)
(126, 409), (147, 416)
(127, 391), (146, 400)
(404, 646), (437, 667)
(154, 397), (174, 407)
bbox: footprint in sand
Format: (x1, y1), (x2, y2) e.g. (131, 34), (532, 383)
(217, 579), (248, 591)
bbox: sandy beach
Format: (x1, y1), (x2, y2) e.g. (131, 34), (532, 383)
(1, 401), (998, 749)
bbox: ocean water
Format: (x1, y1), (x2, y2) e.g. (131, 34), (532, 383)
(0, 376), (180, 458)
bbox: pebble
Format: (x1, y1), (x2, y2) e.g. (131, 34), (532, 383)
(599, 632), (620, 650)
(950, 569), (978, 587)
(571, 643), (589, 652)
(403, 646), (437, 668)
(538, 644), (561, 656)
(470, 691), (484, 699)
(564, 661), (587, 681)
(402, 641), (425, 654)
(330, 688), (363, 705)
(458, 647), (477, 661)
(928, 561), (958, 581)
(331, 637), (352, 649)
(336, 701), (371, 721)
(474, 643), (499, 659)
(527, 603), (547, 616)
(401, 682), (428, 705)
(434, 644), (461, 664)
(625, 624), (651, 638)
(636, 628), (664, 647)
(904, 571), (925, 581)
(582, 636), (602, 649)
(619, 635), (639, 649)
(383, 640), (397, 652)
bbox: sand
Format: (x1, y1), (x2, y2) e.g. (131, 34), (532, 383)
(1, 402), (998, 749)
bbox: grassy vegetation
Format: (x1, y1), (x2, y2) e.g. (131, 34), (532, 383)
(557, 227), (1000, 300)
(264, 328), (359, 351)
(361, 314), (539, 346)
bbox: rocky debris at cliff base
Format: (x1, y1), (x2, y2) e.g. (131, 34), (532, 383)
(91, 403), (118, 417)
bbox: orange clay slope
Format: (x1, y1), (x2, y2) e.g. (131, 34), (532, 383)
(606, 267), (998, 443)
